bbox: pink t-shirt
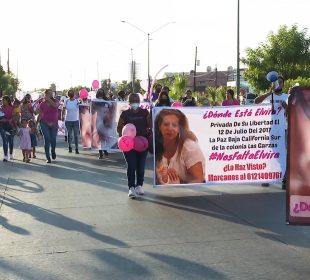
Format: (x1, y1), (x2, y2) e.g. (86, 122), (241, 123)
(222, 99), (240, 106)
(1, 105), (13, 120)
(38, 100), (59, 123)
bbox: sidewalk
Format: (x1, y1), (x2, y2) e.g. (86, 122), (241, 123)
(0, 138), (310, 279)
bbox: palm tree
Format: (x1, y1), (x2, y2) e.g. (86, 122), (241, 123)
(170, 75), (188, 101)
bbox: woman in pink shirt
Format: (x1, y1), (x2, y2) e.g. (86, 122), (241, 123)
(0, 95), (14, 161)
(36, 89), (59, 163)
(222, 89), (240, 106)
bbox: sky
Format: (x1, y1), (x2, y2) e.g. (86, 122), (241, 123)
(0, 0), (309, 91)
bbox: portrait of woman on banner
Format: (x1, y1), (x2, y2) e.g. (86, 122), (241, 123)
(91, 100), (117, 150)
(79, 104), (91, 148)
(154, 108), (205, 185)
(288, 87), (310, 194)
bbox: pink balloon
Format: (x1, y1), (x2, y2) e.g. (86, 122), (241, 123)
(92, 80), (99, 89)
(79, 89), (88, 99)
(118, 136), (134, 152)
(133, 136), (149, 152)
(171, 101), (183, 107)
(122, 123), (137, 138)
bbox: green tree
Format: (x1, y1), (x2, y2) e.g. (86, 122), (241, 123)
(169, 74), (188, 101)
(0, 65), (19, 97)
(242, 25), (310, 92)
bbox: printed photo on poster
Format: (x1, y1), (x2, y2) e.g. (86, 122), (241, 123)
(79, 104), (91, 148)
(91, 100), (118, 150)
(154, 108), (206, 185)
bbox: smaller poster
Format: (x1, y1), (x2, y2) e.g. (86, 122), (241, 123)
(287, 86), (310, 225)
(79, 104), (91, 149)
(91, 100), (118, 150)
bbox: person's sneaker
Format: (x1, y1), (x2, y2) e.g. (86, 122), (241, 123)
(75, 149), (79, 154)
(68, 147), (72, 153)
(51, 152), (56, 160)
(104, 150), (109, 156)
(261, 183), (270, 187)
(128, 187), (136, 198)
(98, 154), (103, 159)
(3, 156), (8, 162)
(135, 185), (144, 195)
(46, 158), (52, 163)
(9, 154), (14, 160)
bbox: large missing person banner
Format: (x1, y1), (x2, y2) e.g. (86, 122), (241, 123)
(153, 105), (286, 187)
(286, 86), (310, 225)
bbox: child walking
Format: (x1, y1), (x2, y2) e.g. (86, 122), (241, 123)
(28, 119), (38, 158)
(18, 119), (32, 163)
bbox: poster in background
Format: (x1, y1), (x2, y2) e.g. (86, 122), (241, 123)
(79, 101), (152, 151)
(153, 105), (286, 187)
(287, 86), (310, 225)
(79, 104), (91, 148)
(91, 100), (118, 150)
(57, 120), (66, 136)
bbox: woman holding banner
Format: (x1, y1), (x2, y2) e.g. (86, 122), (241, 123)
(154, 109), (205, 185)
(222, 89), (240, 106)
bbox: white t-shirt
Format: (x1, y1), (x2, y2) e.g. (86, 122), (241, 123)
(262, 92), (288, 105)
(64, 99), (79, 121)
(262, 92), (288, 128)
(158, 139), (205, 184)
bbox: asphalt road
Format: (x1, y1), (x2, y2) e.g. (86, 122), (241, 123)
(0, 138), (310, 279)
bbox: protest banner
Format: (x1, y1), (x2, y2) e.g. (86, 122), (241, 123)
(79, 104), (91, 148)
(91, 100), (118, 150)
(153, 105), (286, 187)
(79, 101), (152, 151)
(286, 87), (310, 225)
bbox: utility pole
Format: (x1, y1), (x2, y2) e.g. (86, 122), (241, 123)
(193, 46), (197, 92)
(131, 48), (135, 93)
(236, 0), (240, 97)
(121, 20), (175, 101)
(215, 65), (218, 88)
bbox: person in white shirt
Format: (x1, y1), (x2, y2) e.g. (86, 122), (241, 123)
(62, 90), (80, 154)
(255, 76), (288, 112)
(255, 75), (288, 188)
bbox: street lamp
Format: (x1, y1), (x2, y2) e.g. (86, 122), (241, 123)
(121, 20), (175, 100)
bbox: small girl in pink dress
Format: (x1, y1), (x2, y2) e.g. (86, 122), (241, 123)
(18, 119), (32, 163)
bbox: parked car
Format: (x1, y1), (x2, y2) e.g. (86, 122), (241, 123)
(245, 93), (257, 105)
